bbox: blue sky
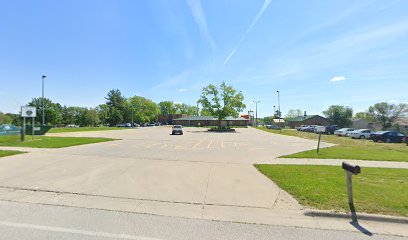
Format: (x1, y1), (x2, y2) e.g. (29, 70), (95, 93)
(1, 0), (407, 117)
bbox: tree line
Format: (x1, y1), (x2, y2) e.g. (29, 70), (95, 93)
(262, 102), (408, 130)
(0, 89), (199, 127)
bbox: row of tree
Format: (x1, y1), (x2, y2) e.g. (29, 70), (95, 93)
(262, 102), (408, 130)
(0, 89), (200, 127)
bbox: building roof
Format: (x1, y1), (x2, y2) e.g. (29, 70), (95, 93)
(273, 119), (285, 123)
(174, 116), (248, 121)
(287, 115), (325, 122)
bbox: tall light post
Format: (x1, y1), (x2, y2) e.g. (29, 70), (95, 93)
(42, 75), (47, 125)
(277, 91), (281, 129)
(253, 100), (260, 127)
(273, 106), (276, 118)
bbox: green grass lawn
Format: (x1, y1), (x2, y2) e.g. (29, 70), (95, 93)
(257, 127), (408, 162)
(255, 164), (408, 216)
(0, 150), (25, 158)
(0, 135), (115, 148)
(48, 127), (124, 133)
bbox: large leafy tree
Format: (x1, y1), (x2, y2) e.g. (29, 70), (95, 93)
(158, 101), (176, 115)
(28, 97), (63, 125)
(198, 81), (245, 127)
(322, 105), (353, 128)
(0, 112), (12, 124)
(367, 102), (408, 130)
(96, 104), (109, 125)
(127, 96), (160, 123)
(285, 109), (303, 121)
(105, 89), (125, 126)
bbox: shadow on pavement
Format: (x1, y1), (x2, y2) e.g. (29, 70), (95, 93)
(304, 210), (408, 224)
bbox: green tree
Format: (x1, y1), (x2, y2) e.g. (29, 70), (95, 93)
(354, 112), (373, 120)
(105, 89), (125, 126)
(158, 101), (176, 115)
(368, 102), (408, 130)
(285, 109), (302, 121)
(28, 97), (63, 125)
(127, 96), (160, 124)
(81, 108), (100, 126)
(96, 104), (109, 125)
(61, 105), (77, 125)
(263, 116), (274, 125)
(322, 105), (353, 128)
(0, 112), (12, 124)
(198, 81), (245, 128)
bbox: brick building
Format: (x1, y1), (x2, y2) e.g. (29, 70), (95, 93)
(173, 116), (249, 127)
(287, 115), (330, 128)
(158, 114), (188, 125)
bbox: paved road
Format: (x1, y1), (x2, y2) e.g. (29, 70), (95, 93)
(0, 200), (404, 240)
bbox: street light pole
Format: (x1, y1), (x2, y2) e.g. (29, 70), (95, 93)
(42, 75), (46, 125)
(253, 100), (260, 127)
(273, 106), (276, 118)
(277, 91), (281, 129)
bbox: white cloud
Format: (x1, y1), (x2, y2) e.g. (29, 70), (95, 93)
(330, 76), (346, 82)
(223, 0), (272, 66)
(186, 0), (216, 52)
(178, 88), (187, 92)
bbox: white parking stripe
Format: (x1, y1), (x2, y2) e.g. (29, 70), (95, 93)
(0, 221), (165, 240)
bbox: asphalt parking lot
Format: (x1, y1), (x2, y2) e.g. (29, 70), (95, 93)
(0, 127), (331, 217)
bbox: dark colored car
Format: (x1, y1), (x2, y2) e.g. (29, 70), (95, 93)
(171, 125), (183, 135)
(404, 136), (408, 145)
(369, 131), (406, 143)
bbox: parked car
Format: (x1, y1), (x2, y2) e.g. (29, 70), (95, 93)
(315, 125), (338, 134)
(116, 123), (131, 128)
(296, 125), (306, 131)
(304, 125), (318, 132)
(133, 123), (140, 127)
(334, 128), (354, 136)
(404, 136), (408, 145)
(171, 125), (183, 135)
(369, 131), (406, 143)
(266, 125), (281, 130)
(348, 129), (374, 139)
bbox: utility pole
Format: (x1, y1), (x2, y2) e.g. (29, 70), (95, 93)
(42, 75), (46, 125)
(253, 100), (260, 127)
(277, 91), (281, 129)
(131, 107), (134, 127)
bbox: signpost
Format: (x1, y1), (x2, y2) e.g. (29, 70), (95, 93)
(21, 106), (37, 141)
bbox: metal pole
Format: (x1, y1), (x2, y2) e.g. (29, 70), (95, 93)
(277, 91), (281, 130)
(273, 106), (276, 118)
(317, 133), (322, 153)
(42, 75), (46, 125)
(346, 171), (353, 206)
(131, 108), (134, 128)
(21, 117), (26, 142)
(255, 102), (258, 127)
(253, 101), (260, 127)
(32, 117), (34, 140)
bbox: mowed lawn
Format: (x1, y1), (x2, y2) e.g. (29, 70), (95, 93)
(48, 127), (124, 133)
(257, 127), (408, 162)
(0, 135), (115, 148)
(0, 150), (25, 158)
(255, 164), (408, 217)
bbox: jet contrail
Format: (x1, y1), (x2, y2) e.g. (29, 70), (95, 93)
(223, 0), (272, 66)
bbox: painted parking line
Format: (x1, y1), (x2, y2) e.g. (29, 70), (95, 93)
(207, 139), (213, 149)
(192, 137), (208, 149)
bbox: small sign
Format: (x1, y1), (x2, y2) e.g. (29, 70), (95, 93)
(34, 127), (41, 131)
(21, 106), (37, 117)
